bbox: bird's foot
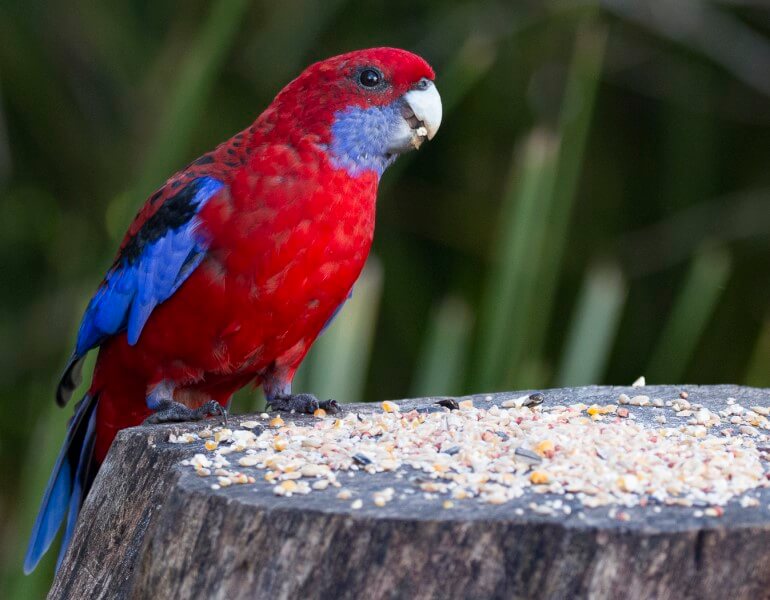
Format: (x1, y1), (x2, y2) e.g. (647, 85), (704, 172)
(144, 399), (227, 425)
(266, 393), (341, 415)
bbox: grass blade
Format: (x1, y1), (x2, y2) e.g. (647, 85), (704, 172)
(411, 296), (473, 398)
(106, 0), (250, 240)
(509, 20), (607, 386)
(556, 261), (627, 386)
(746, 313), (770, 387)
(647, 246), (732, 383)
(473, 130), (559, 390)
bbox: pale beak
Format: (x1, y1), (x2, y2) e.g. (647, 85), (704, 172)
(388, 79), (443, 153)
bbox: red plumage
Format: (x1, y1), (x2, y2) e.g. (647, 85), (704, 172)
(90, 48), (436, 461)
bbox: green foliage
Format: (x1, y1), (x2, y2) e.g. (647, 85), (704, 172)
(1, 1), (769, 593)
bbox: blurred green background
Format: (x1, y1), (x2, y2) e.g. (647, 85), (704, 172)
(2, 0), (770, 595)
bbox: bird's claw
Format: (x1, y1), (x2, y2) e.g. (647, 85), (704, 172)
(144, 398), (227, 426)
(267, 393), (341, 415)
(196, 399), (228, 426)
(319, 399), (341, 414)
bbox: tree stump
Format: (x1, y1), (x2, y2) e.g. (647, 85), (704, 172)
(49, 385), (770, 600)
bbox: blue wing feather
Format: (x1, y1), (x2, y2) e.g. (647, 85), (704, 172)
(74, 176), (223, 355)
(29, 176), (225, 573)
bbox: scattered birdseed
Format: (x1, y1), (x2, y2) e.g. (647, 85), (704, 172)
(632, 376), (646, 387)
(514, 447), (542, 466)
(274, 480), (299, 496)
(502, 395), (530, 409)
(373, 488), (395, 507)
(533, 440), (555, 457)
(214, 429), (233, 443)
(181, 394), (770, 512)
(524, 393), (544, 407)
(240, 420), (261, 429)
(353, 453), (373, 466)
(435, 398), (460, 410)
(351, 499), (363, 510)
(169, 432), (198, 444)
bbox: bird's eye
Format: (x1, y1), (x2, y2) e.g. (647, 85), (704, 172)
(358, 68), (383, 88)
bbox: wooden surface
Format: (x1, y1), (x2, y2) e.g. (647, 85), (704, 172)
(49, 385), (770, 600)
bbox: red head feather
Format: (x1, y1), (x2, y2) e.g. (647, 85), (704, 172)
(257, 47), (436, 144)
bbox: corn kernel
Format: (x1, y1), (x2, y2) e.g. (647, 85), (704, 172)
(529, 470), (550, 485)
(313, 408), (327, 418)
(275, 480), (297, 496)
(269, 416), (285, 428)
(273, 437), (287, 451)
(534, 440), (555, 457)
(204, 440), (218, 451)
(381, 401), (399, 413)
(213, 429), (232, 442)
(617, 474), (639, 493)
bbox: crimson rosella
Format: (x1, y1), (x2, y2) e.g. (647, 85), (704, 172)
(25, 47), (441, 573)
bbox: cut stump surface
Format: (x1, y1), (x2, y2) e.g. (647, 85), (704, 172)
(49, 385), (770, 600)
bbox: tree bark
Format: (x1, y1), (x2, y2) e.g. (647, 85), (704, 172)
(49, 385), (770, 600)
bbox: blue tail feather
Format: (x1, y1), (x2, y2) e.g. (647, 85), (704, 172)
(24, 394), (99, 574)
(56, 404), (97, 570)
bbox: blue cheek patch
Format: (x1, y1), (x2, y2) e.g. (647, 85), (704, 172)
(328, 103), (402, 177)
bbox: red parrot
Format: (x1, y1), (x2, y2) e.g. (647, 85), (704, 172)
(25, 47), (441, 573)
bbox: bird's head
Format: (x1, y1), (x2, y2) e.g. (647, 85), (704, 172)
(264, 47), (442, 177)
